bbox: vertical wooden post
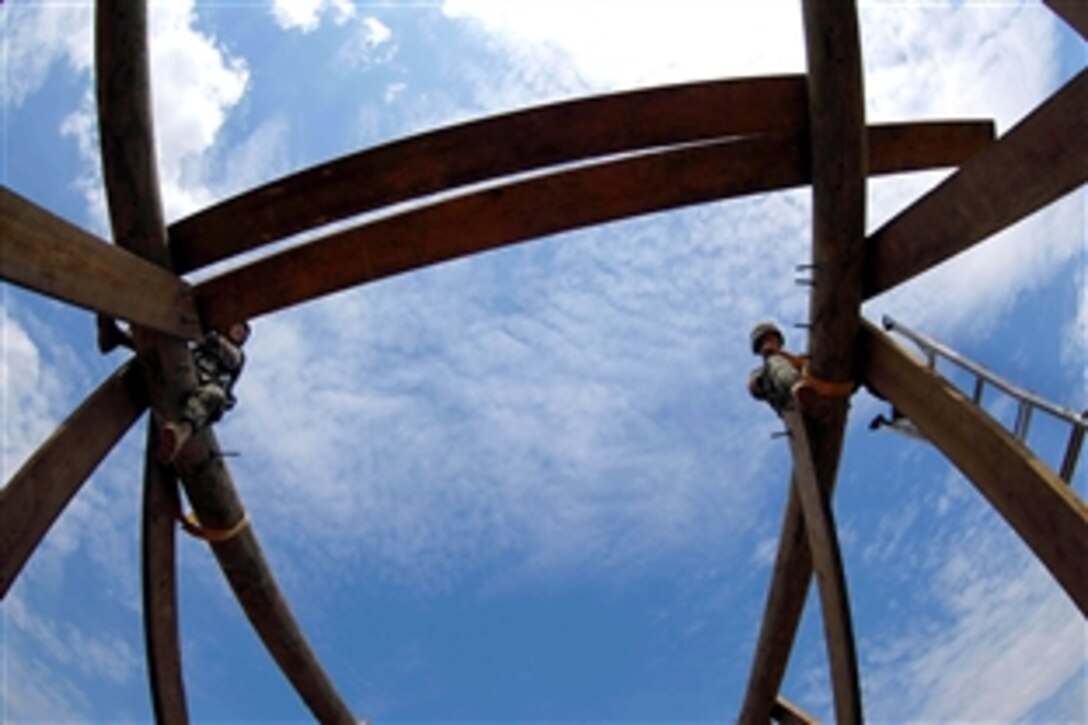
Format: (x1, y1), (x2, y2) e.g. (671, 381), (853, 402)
(95, 2), (355, 720)
(142, 424), (188, 723)
(740, 2), (867, 721)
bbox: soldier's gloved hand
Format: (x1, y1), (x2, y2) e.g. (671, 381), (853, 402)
(748, 369), (767, 400)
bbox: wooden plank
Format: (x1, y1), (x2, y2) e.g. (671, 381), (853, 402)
(865, 69), (1087, 299)
(782, 408), (862, 725)
(1045, 0), (1088, 39)
(860, 321), (1088, 614)
(141, 425), (189, 724)
(196, 121), (993, 330)
(737, 410), (848, 725)
(0, 187), (200, 340)
(95, 3), (355, 721)
(168, 76), (810, 272)
(0, 362), (147, 598)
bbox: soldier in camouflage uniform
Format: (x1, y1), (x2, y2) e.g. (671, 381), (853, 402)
(747, 321), (805, 415)
(157, 321), (250, 463)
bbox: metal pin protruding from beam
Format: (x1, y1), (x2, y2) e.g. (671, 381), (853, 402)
(771, 430), (791, 439)
(795, 278), (815, 287)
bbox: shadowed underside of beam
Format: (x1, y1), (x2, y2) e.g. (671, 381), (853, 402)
(0, 186), (201, 340)
(0, 361), (147, 598)
(196, 120), (992, 331)
(860, 321), (1088, 614)
(169, 75), (809, 272)
(95, 2), (354, 721)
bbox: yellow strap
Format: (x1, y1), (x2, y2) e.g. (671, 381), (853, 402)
(178, 510), (249, 543)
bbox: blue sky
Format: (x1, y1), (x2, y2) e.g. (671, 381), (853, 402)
(2, 1), (1086, 721)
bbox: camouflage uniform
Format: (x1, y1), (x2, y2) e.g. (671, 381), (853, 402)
(747, 321), (804, 415)
(179, 332), (245, 430)
(748, 352), (803, 413)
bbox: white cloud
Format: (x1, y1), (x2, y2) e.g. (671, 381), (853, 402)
(335, 16), (396, 72)
(442, 0), (804, 91)
(853, 468), (1087, 721)
(0, 4), (93, 107)
(0, 308), (65, 476)
(45, 1), (250, 225)
(1062, 261), (1087, 401)
(271, 0), (356, 33)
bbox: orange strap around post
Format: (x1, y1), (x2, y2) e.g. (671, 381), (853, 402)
(800, 362), (856, 398)
(177, 510), (249, 543)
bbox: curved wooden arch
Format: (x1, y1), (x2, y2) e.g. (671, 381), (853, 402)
(860, 322), (1088, 613)
(195, 120), (993, 330)
(95, 2), (354, 721)
(169, 75), (809, 272)
(6, 1), (1081, 719)
(0, 361), (147, 598)
(141, 427), (188, 724)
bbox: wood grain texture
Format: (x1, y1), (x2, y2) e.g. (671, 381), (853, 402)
(95, 3), (354, 720)
(737, 408), (848, 725)
(0, 362), (147, 598)
(739, 2), (866, 709)
(782, 408), (862, 725)
(169, 76), (809, 272)
(196, 121), (993, 331)
(802, 0), (867, 384)
(865, 69), (1087, 299)
(141, 426), (189, 724)
(0, 187), (200, 340)
(860, 321), (1088, 614)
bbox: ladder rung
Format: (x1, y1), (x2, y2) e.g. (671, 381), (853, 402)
(972, 377), (985, 404)
(1059, 421), (1086, 483)
(1014, 402), (1034, 441)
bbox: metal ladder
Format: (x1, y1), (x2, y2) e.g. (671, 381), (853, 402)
(881, 315), (1087, 483)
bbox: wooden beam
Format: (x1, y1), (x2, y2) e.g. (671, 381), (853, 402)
(0, 362), (147, 598)
(737, 411), (848, 725)
(95, 3), (355, 721)
(168, 76), (809, 272)
(141, 425), (188, 723)
(860, 321), (1088, 614)
(802, 0), (867, 383)
(782, 408), (862, 724)
(196, 121), (992, 330)
(0, 187), (200, 340)
(865, 69), (1087, 299)
(1045, 0), (1088, 39)
(741, 4), (867, 720)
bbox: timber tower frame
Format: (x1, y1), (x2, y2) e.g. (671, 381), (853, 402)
(1, 2), (1085, 722)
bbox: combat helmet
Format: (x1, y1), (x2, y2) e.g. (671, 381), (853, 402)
(750, 321), (784, 354)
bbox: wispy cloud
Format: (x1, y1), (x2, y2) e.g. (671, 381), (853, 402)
(858, 471), (1086, 721)
(271, 0), (356, 34)
(11, 1), (252, 228)
(0, 4), (93, 108)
